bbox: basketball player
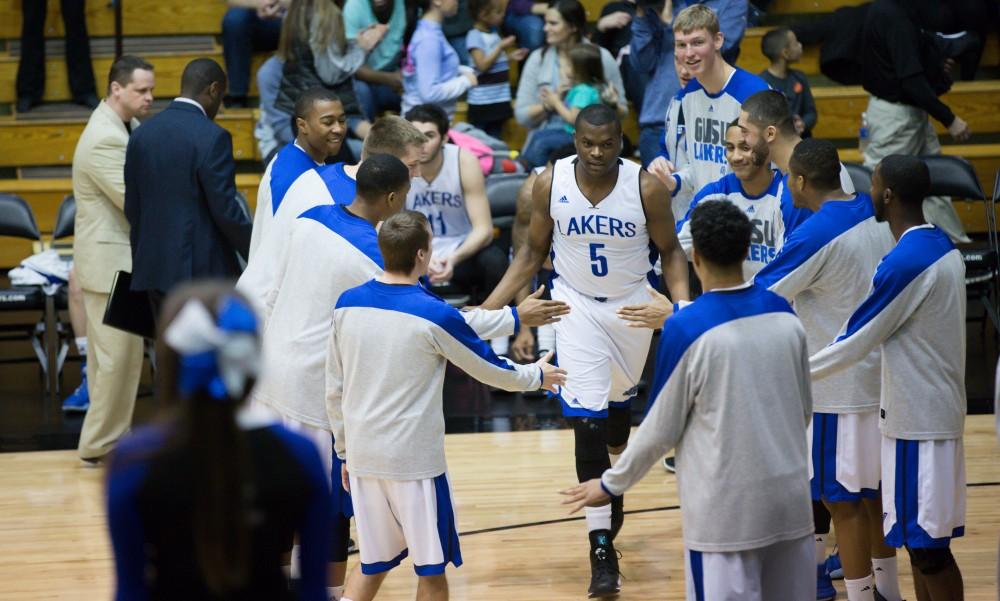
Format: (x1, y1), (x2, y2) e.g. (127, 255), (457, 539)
(676, 120), (811, 280)
(738, 89), (856, 192)
(660, 53), (694, 222)
(480, 104), (690, 597)
(810, 155), (967, 601)
(328, 211), (567, 601)
(754, 139), (901, 601)
(563, 200), (815, 601)
(238, 116), (426, 323)
(403, 105), (507, 307)
(645, 4), (770, 201)
(248, 87), (346, 262)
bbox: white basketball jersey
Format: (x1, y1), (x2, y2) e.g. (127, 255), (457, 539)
(405, 144), (471, 259)
(550, 156), (650, 299)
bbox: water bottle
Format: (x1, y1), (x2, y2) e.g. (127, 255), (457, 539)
(858, 112), (869, 154)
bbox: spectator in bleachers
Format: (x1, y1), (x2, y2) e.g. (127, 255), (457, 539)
(630, 0), (747, 167)
(466, 0), (527, 138)
(444, 0), (476, 64)
(592, 0), (644, 112)
(861, 0), (972, 243)
(253, 55), (286, 164)
(276, 0), (387, 160)
(72, 55), (155, 464)
(503, 0), (546, 51)
(222, 0), (288, 108)
(758, 27), (816, 138)
(519, 44), (619, 168)
(514, 0), (626, 147)
(15, 0), (98, 112)
(124, 58), (252, 319)
(344, 0), (407, 121)
(402, 0), (479, 118)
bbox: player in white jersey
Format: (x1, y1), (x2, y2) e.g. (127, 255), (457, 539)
(329, 211), (567, 601)
(564, 200), (815, 601)
(238, 115), (426, 325)
(677, 121), (811, 280)
(754, 139), (901, 601)
(810, 156), (967, 601)
(660, 55), (694, 222)
(645, 5), (770, 206)
(481, 104), (690, 597)
(403, 105), (508, 305)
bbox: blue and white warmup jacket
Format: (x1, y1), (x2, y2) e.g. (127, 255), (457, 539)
(810, 225), (967, 440)
(328, 280), (541, 480)
(602, 282), (814, 552)
(238, 156), (355, 323)
(755, 194), (895, 413)
(257, 204), (516, 430)
(677, 170), (811, 279)
(667, 68), (770, 201)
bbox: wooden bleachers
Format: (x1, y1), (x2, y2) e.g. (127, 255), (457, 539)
(0, 0), (228, 39)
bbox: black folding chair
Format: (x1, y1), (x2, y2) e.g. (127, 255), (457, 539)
(921, 155), (999, 334)
(843, 163), (873, 197)
(0, 194), (59, 397)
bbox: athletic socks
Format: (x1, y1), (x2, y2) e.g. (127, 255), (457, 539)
(584, 504), (612, 532)
(328, 585), (344, 600)
(815, 533), (827, 566)
(608, 452), (622, 467)
(871, 557), (902, 601)
(75, 337), (87, 356)
(845, 574), (875, 601)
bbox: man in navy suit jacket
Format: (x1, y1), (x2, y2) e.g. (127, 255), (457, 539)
(124, 58), (252, 314)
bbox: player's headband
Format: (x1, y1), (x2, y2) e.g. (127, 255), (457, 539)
(163, 295), (260, 402)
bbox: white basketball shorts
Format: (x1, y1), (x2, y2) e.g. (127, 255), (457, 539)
(549, 281), (654, 417)
(882, 435), (966, 548)
(684, 534), (814, 601)
(350, 472), (463, 576)
(807, 411), (881, 502)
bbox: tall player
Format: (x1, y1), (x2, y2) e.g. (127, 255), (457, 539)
(563, 200), (815, 601)
(238, 115), (427, 324)
(810, 155), (967, 601)
(754, 139), (900, 601)
(645, 4), (770, 205)
(480, 104), (690, 597)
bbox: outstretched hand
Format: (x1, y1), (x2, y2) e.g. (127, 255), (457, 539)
(535, 350), (567, 393)
(560, 479), (610, 514)
(516, 285), (571, 327)
(617, 285), (673, 329)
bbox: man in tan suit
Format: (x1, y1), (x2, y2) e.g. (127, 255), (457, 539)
(72, 55), (155, 464)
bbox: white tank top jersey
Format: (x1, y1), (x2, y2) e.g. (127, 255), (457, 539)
(550, 156), (652, 299)
(405, 144), (472, 259)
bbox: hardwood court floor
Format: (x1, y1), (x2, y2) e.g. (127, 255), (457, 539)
(1, 416), (998, 600)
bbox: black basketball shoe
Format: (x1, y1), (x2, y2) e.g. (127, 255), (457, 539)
(588, 529), (621, 598)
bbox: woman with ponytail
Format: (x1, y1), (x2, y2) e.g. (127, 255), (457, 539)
(105, 281), (331, 600)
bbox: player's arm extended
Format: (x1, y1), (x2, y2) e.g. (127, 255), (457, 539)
(480, 168), (556, 310)
(449, 149), (495, 266)
(642, 171), (690, 302)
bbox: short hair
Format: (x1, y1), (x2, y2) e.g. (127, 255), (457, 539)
(789, 138), (842, 191)
(690, 200), (752, 267)
(549, 0), (587, 44)
(741, 90), (796, 136)
(469, 0), (495, 21)
(760, 28), (791, 62)
(362, 116), (427, 158)
(404, 103), (450, 136)
(180, 58), (227, 97)
(673, 4), (720, 36)
(576, 103), (620, 132)
(107, 55), (153, 94)
(357, 153), (410, 201)
(879, 155), (931, 207)
(294, 87), (342, 121)
(379, 210), (431, 273)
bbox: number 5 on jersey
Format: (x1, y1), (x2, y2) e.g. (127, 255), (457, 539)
(590, 243), (608, 277)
